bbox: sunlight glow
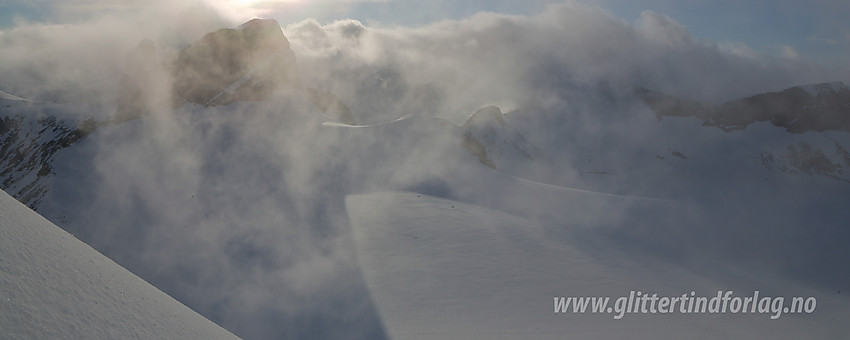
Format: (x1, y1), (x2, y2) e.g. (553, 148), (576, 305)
(204, 0), (304, 22)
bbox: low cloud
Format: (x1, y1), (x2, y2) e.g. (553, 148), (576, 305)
(287, 0), (835, 117)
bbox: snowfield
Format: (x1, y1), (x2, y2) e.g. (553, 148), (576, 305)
(348, 191), (850, 339)
(0, 189), (239, 340)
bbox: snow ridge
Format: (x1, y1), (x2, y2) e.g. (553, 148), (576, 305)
(0, 189), (239, 339)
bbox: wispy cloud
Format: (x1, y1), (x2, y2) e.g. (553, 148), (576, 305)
(807, 35), (839, 45)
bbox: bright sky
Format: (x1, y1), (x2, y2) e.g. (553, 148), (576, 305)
(0, 0), (847, 66)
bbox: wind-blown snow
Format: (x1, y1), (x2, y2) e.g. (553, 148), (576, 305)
(0, 189), (239, 339)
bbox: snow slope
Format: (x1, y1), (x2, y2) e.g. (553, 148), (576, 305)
(0, 189), (239, 340)
(348, 191), (850, 339)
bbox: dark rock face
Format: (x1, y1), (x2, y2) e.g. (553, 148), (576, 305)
(174, 18), (300, 106)
(0, 115), (99, 208)
(638, 82), (850, 133)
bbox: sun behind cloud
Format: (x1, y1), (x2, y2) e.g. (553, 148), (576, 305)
(203, 0), (304, 22)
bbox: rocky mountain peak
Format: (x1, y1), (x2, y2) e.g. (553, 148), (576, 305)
(116, 19), (356, 124)
(174, 18), (299, 106)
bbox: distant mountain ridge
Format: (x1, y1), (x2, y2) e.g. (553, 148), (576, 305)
(637, 81), (850, 133)
(635, 81), (850, 184)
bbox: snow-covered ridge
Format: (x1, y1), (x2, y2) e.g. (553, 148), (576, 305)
(0, 189), (239, 339)
(0, 89), (29, 102)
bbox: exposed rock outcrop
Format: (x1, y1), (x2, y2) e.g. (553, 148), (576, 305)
(0, 115), (99, 208)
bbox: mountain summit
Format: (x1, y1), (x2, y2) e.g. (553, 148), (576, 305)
(117, 18), (354, 124)
(174, 18), (300, 106)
